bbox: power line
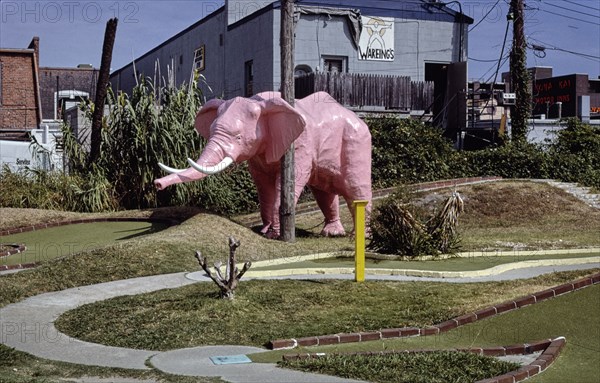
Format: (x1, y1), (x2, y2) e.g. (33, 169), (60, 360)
(469, 57), (502, 63)
(562, 0), (600, 13)
(528, 37), (600, 61)
(486, 20), (510, 84)
(469, 0), (502, 32)
(543, 2), (600, 20)
(479, 53), (509, 83)
(538, 8), (600, 26)
(544, 47), (600, 61)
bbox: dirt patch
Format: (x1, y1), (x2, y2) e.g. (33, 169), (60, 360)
(458, 181), (599, 226)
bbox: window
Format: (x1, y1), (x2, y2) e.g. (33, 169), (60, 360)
(245, 60), (254, 97)
(194, 45), (205, 71)
(294, 64), (313, 78)
(322, 56), (347, 73)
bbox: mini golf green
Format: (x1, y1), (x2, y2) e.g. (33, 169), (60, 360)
(0, 221), (168, 267)
(251, 252), (600, 272)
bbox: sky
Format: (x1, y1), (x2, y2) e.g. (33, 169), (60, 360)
(0, 0), (598, 82)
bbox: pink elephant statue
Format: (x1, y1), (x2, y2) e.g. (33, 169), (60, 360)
(154, 91), (372, 238)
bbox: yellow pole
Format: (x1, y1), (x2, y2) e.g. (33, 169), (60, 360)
(354, 200), (368, 282)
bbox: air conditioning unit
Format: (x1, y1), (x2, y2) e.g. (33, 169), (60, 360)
(499, 92), (516, 106)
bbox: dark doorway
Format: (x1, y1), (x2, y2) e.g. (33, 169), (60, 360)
(425, 62), (467, 141)
(245, 60), (254, 97)
(425, 63), (448, 129)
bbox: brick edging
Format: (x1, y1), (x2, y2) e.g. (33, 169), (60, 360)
(0, 262), (37, 272)
(0, 217), (178, 272)
(0, 243), (26, 258)
(269, 272), (600, 350)
(281, 337), (567, 383)
(475, 337), (567, 383)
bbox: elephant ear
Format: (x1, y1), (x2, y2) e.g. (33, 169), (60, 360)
(262, 97), (306, 164)
(195, 98), (225, 140)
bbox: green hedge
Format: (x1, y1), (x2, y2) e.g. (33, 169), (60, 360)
(369, 118), (458, 188)
(547, 119), (600, 188)
(367, 117), (599, 191)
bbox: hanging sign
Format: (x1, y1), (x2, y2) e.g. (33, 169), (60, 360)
(358, 16), (395, 61)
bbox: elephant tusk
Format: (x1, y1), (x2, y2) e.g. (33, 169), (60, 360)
(187, 157), (234, 175)
(158, 162), (187, 174)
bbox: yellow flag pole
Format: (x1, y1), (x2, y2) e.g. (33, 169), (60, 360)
(354, 200), (368, 282)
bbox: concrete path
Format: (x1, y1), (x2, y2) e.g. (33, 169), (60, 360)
(0, 272), (363, 383)
(0, 273), (196, 370)
(1, 261), (599, 382)
(545, 180), (600, 209)
(150, 346), (362, 383)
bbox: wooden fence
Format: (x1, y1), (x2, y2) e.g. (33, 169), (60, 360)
(295, 72), (434, 111)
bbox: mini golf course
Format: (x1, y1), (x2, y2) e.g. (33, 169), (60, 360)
(0, 219), (169, 269)
(1, 178), (599, 382)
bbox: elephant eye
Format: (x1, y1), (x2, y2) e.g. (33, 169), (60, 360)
(235, 134), (242, 142)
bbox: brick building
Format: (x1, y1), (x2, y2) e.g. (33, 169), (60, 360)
(39, 65), (98, 120)
(502, 67), (600, 120)
(0, 37), (42, 132)
(0, 37), (66, 172)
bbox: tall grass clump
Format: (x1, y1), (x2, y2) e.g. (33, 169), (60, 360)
(0, 167), (67, 210)
(368, 189), (464, 258)
(61, 72), (258, 213)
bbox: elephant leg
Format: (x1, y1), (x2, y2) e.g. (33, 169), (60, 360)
(269, 167), (311, 239)
(248, 164), (277, 235)
(310, 187), (345, 237)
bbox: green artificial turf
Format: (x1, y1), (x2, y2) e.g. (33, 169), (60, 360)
(0, 221), (168, 266)
(251, 251), (600, 272)
(257, 284), (600, 383)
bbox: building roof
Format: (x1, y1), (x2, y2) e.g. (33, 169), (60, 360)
(111, 0), (472, 77)
(293, 0), (474, 24)
(0, 48), (35, 54)
(111, 6), (225, 77)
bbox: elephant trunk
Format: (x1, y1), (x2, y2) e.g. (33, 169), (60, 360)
(154, 140), (230, 190)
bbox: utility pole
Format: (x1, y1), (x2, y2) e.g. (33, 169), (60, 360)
(279, 0), (295, 242)
(509, 0), (531, 144)
(90, 18), (118, 165)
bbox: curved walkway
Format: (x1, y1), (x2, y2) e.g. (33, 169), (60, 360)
(1, 260), (599, 382)
(0, 272), (362, 383)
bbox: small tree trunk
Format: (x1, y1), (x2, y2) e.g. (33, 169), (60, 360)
(194, 237), (251, 299)
(89, 18), (118, 165)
